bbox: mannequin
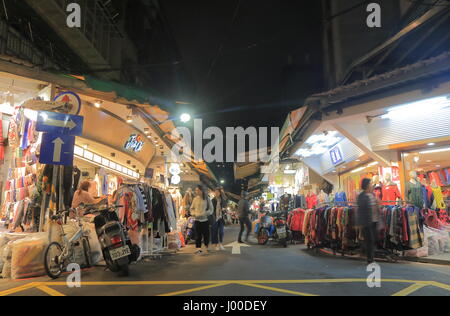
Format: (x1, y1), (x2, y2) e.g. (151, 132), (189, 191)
(430, 179), (446, 210)
(318, 189), (329, 205)
(382, 173), (401, 205)
(372, 175), (382, 200)
(407, 171), (424, 208)
(294, 189), (306, 209)
(306, 190), (318, 209)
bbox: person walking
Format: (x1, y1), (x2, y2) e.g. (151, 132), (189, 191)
(356, 178), (380, 264)
(191, 185), (213, 255)
(211, 187), (227, 251)
(237, 191), (252, 243)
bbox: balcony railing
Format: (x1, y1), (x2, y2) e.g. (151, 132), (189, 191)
(54, 0), (123, 66)
(0, 18), (59, 70)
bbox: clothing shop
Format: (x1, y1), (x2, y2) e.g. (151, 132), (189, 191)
(0, 68), (196, 280)
(263, 161), (332, 213)
(279, 55), (450, 260)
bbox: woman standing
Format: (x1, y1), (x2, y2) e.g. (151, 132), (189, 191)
(191, 185), (213, 254)
(212, 187), (227, 251)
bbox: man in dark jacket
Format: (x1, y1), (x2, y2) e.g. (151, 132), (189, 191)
(211, 187), (228, 250)
(357, 178), (379, 264)
(237, 191), (252, 243)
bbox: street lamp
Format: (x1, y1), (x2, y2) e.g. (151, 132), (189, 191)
(180, 113), (191, 123)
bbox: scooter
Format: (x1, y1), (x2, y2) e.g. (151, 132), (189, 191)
(84, 204), (140, 276)
(184, 216), (196, 245)
(257, 211), (290, 247)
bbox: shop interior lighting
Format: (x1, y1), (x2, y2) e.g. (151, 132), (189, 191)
(144, 128), (150, 134)
(83, 144), (88, 150)
(126, 115), (133, 123)
(284, 170), (296, 174)
(427, 143), (435, 146)
(351, 167), (366, 173)
(74, 146), (139, 179)
(296, 131), (342, 158)
(367, 161), (379, 167)
(419, 147), (450, 154)
(94, 100), (102, 108)
(381, 96), (450, 121)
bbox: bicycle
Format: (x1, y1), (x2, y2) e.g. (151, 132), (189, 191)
(44, 207), (92, 279)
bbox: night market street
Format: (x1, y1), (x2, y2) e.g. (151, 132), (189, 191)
(1, 0), (450, 301)
(0, 225), (449, 297)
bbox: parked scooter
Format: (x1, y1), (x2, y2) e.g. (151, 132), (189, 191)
(257, 211), (290, 247)
(184, 216), (196, 244)
(84, 204), (140, 276)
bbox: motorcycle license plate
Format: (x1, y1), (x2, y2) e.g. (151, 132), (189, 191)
(277, 227), (286, 237)
(109, 246), (131, 261)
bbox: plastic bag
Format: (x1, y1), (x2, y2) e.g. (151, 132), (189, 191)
(11, 233), (49, 280)
(83, 222), (103, 264)
(2, 242), (13, 278)
(425, 226), (449, 255)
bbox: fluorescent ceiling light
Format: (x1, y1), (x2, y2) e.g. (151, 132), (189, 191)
(419, 148), (450, 154)
(367, 161), (379, 167)
(284, 170), (296, 174)
(381, 96), (450, 121)
(351, 167), (366, 173)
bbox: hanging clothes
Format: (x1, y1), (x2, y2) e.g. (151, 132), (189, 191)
(407, 182), (424, 208)
(382, 184), (401, 205)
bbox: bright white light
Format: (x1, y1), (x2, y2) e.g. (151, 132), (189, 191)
(381, 96), (450, 121)
(413, 156), (420, 163)
(367, 161), (379, 167)
(24, 108), (38, 121)
(284, 170), (296, 174)
(419, 147), (450, 154)
(427, 143), (435, 146)
(306, 131), (338, 145)
(171, 175), (181, 185)
(180, 113), (191, 123)
(351, 167), (366, 173)
(0, 102), (13, 115)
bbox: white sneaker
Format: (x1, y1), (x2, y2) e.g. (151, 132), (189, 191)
(219, 245), (226, 251)
(195, 249), (203, 255)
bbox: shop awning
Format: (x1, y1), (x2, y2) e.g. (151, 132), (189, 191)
(234, 162), (262, 180)
(65, 74), (175, 112)
(281, 50), (450, 158)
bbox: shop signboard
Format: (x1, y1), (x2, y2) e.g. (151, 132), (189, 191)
(53, 91), (82, 115)
(39, 134), (76, 166)
(36, 111), (84, 136)
(124, 134), (145, 152)
(329, 145), (344, 165)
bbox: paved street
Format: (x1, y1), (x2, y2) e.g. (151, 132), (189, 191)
(0, 226), (449, 297)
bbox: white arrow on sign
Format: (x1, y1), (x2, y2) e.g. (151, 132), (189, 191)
(52, 138), (65, 162)
(46, 118), (77, 130)
(225, 242), (250, 255)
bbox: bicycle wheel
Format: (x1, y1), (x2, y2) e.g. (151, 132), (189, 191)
(82, 237), (92, 268)
(44, 242), (64, 279)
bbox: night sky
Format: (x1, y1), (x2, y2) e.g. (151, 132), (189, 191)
(161, 0), (324, 130)
(158, 1), (324, 189)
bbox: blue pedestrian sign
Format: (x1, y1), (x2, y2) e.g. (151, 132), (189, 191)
(40, 134), (76, 166)
(36, 111), (84, 136)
